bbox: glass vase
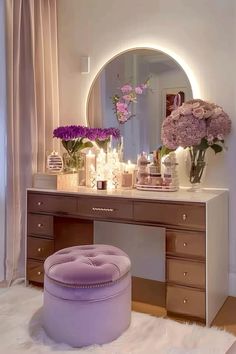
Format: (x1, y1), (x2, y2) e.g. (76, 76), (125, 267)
(187, 147), (207, 192)
(63, 152), (85, 173)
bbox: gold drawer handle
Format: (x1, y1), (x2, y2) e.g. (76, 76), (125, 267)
(183, 298), (188, 304)
(182, 214), (187, 221)
(37, 201), (43, 206)
(183, 272), (188, 277)
(37, 248), (43, 253)
(37, 223), (43, 228)
(92, 207), (115, 212)
(37, 271), (42, 276)
(183, 242), (188, 247)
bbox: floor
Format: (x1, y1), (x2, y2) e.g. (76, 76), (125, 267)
(132, 296), (236, 337)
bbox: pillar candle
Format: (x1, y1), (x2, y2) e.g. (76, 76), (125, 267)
(85, 150), (96, 187)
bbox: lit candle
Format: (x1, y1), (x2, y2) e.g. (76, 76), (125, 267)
(96, 148), (107, 181)
(126, 160), (135, 173)
(85, 150), (96, 187)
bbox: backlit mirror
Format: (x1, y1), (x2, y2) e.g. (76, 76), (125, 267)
(87, 48), (193, 162)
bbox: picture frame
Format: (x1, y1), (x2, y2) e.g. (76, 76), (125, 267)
(162, 87), (189, 118)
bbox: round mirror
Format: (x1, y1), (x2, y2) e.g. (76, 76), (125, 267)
(87, 48), (193, 162)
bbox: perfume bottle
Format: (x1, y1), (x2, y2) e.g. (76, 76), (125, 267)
(137, 152), (149, 185)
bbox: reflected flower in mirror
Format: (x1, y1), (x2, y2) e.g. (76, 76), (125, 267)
(112, 78), (150, 124)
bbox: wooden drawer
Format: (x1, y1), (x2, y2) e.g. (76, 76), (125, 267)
(28, 193), (77, 214)
(27, 260), (44, 284)
(27, 236), (54, 261)
(77, 197), (133, 220)
(28, 214), (53, 237)
(167, 258), (205, 289)
(166, 230), (205, 259)
(134, 202), (205, 230)
(167, 285), (205, 319)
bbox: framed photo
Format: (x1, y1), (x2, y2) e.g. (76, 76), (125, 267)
(162, 87), (189, 118)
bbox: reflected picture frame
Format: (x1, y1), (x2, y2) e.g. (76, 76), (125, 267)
(162, 87), (188, 118)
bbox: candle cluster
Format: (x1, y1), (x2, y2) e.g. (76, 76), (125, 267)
(85, 142), (135, 190)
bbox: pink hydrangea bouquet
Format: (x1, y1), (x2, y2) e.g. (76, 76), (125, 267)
(161, 99), (231, 185)
(112, 79), (149, 124)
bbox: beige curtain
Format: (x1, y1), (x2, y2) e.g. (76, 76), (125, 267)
(5, 0), (59, 282)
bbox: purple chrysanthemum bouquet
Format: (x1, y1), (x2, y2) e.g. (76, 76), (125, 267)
(53, 125), (93, 156)
(53, 125), (94, 171)
(112, 79), (150, 124)
(161, 99), (231, 185)
(86, 127), (120, 151)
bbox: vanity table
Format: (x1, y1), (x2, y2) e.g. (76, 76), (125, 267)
(26, 187), (228, 326)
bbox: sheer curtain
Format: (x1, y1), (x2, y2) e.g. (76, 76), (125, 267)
(5, 0), (59, 283)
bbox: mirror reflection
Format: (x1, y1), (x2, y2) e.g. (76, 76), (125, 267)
(87, 49), (193, 162)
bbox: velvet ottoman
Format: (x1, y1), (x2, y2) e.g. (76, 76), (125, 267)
(43, 244), (131, 347)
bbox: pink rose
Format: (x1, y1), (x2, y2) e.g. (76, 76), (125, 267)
(120, 84), (132, 94)
(192, 102), (200, 109)
(180, 105), (192, 115)
(116, 102), (128, 113)
(193, 107), (205, 119)
(135, 86), (143, 94)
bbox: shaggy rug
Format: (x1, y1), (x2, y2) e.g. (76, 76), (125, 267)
(0, 283), (235, 354)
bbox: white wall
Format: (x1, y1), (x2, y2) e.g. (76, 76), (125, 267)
(0, 0), (6, 281)
(57, 0), (236, 294)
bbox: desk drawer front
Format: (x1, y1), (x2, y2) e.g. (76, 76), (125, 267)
(167, 258), (205, 289)
(27, 236), (54, 261)
(27, 260), (44, 284)
(166, 230), (205, 259)
(28, 193), (77, 214)
(167, 285), (205, 319)
(134, 202), (205, 230)
(28, 214), (53, 237)
(77, 198), (133, 220)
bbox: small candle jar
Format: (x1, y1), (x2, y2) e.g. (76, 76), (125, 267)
(121, 172), (133, 189)
(97, 180), (107, 190)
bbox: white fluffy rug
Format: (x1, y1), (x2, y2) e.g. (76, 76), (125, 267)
(0, 284), (235, 354)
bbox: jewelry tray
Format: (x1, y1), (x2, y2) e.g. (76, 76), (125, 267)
(135, 184), (178, 192)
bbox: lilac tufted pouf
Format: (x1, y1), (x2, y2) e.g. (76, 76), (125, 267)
(43, 244), (131, 347)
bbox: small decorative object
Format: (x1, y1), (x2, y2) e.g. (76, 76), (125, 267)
(161, 99), (232, 191)
(111, 77), (150, 124)
(97, 180), (107, 190)
(121, 171), (133, 189)
(137, 152), (149, 185)
(135, 149), (179, 192)
(46, 151), (63, 173)
(162, 152), (179, 190)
